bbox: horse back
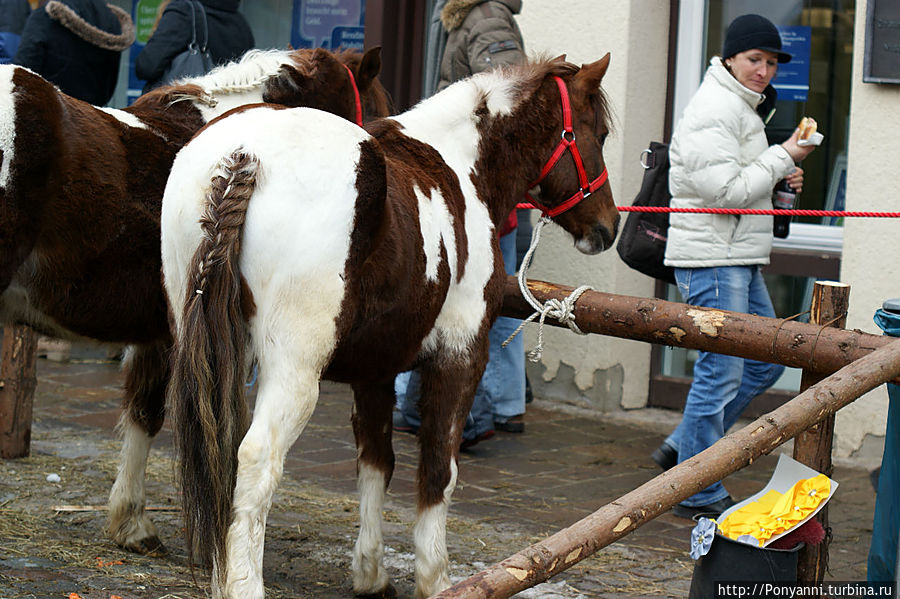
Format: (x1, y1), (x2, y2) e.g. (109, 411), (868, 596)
(0, 66), (174, 342)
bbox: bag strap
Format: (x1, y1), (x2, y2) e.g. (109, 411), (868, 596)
(183, 0), (197, 50)
(192, 0), (209, 52)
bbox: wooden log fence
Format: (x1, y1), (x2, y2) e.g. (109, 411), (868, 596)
(501, 276), (893, 380)
(792, 281), (850, 582)
(0, 324), (38, 458)
(435, 308), (900, 599)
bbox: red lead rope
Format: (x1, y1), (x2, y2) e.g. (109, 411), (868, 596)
(517, 76), (609, 217)
(619, 206), (900, 217)
(343, 65), (363, 127)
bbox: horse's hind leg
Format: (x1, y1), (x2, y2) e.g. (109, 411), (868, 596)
(413, 354), (485, 599)
(221, 348), (323, 599)
(107, 341), (168, 555)
(350, 381), (396, 597)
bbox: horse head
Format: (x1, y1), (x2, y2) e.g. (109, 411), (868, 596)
(262, 47), (391, 122)
(526, 54), (618, 255)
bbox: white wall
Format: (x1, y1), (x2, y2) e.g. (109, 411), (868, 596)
(834, 0), (900, 460)
(516, 1), (669, 411)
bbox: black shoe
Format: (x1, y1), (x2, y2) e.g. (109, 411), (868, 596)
(494, 414), (524, 433)
(651, 443), (678, 471)
(671, 496), (736, 520)
(460, 429), (495, 450)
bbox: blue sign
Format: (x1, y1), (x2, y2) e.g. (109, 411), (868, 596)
(291, 0), (366, 50)
(773, 26), (811, 102)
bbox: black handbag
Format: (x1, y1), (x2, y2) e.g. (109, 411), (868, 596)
(150, 0), (213, 90)
(615, 141), (675, 285)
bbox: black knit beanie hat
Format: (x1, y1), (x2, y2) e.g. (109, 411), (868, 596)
(722, 14), (791, 64)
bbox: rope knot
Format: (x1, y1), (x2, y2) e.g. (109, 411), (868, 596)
(502, 217), (592, 362)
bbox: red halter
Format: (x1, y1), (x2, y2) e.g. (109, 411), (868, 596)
(517, 76), (608, 217)
(343, 64), (363, 127)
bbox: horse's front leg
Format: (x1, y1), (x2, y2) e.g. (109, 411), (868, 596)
(107, 341), (168, 556)
(350, 381), (396, 597)
(218, 362), (321, 599)
(413, 348), (487, 599)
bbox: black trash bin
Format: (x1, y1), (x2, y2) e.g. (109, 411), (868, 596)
(688, 518), (804, 599)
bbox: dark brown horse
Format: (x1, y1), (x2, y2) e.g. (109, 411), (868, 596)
(163, 54), (617, 598)
(0, 46), (388, 555)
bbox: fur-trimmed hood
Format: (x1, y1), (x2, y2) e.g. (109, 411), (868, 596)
(45, 0), (135, 51)
(441, 0), (521, 32)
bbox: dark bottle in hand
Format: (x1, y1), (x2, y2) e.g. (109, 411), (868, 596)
(773, 178), (796, 239)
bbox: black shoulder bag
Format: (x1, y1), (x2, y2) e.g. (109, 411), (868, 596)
(615, 141), (675, 285)
(157, 0), (213, 88)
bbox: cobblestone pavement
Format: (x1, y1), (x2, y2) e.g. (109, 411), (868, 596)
(0, 347), (877, 598)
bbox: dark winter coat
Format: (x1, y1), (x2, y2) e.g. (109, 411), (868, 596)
(14, 0), (135, 105)
(438, 0), (524, 92)
(0, 0), (30, 34)
(135, 0), (253, 91)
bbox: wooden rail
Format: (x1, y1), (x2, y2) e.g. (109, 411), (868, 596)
(437, 279), (900, 598)
(501, 276), (892, 380)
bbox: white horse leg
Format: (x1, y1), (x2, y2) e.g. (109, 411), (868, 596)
(354, 463), (390, 593)
(413, 459), (458, 598)
(107, 416), (161, 554)
(411, 355), (484, 599)
(107, 343), (167, 555)
(219, 361), (321, 599)
(350, 382), (395, 595)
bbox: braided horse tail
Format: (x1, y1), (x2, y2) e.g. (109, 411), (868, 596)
(169, 149), (259, 576)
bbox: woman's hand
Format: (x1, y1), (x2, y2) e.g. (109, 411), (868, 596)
(781, 127), (816, 163)
(784, 167), (804, 193)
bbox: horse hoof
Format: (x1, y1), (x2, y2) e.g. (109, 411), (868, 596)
(121, 535), (167, 557)
(356, 584), (397, 599)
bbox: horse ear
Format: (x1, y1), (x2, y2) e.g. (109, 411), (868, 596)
(575, 53), (611, 91)
(354, 46), (382, 93)
(552, 53), (567, 63)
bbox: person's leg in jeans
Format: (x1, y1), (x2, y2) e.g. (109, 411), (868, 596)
(478, 229), (526, 428)
(664, 267), (784, 456)
(673, 266), (752, 508)
(394, 370), (422, 431)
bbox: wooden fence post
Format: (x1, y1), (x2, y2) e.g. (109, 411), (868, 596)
(793, 281), (850, 583)
(0, 324), (39, 458)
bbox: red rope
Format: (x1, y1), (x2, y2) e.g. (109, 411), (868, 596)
(618, 206), (900, 217)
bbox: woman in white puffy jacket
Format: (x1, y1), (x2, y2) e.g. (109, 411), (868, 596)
(654, 14), (817, 519)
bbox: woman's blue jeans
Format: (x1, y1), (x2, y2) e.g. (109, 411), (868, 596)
(668, 265), (784, 507)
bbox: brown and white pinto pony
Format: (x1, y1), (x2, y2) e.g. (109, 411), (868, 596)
(0, 46), (387, 556)
(162, 54), (617, 598)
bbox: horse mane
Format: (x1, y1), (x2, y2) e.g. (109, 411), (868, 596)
(511, 55), (613, 134)
(191, 48), (297, 96)
(131, 47), (393, 119)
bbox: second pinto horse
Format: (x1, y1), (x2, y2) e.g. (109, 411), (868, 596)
(0, 46), (388, 555)
(163, 54), (618, 598)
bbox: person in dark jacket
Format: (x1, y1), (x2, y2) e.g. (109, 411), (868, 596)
(0, 0), (31, 63)
(14, 0), (135, 105)
(135, 0), (253, 92)
(0, 0), (31, 35)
